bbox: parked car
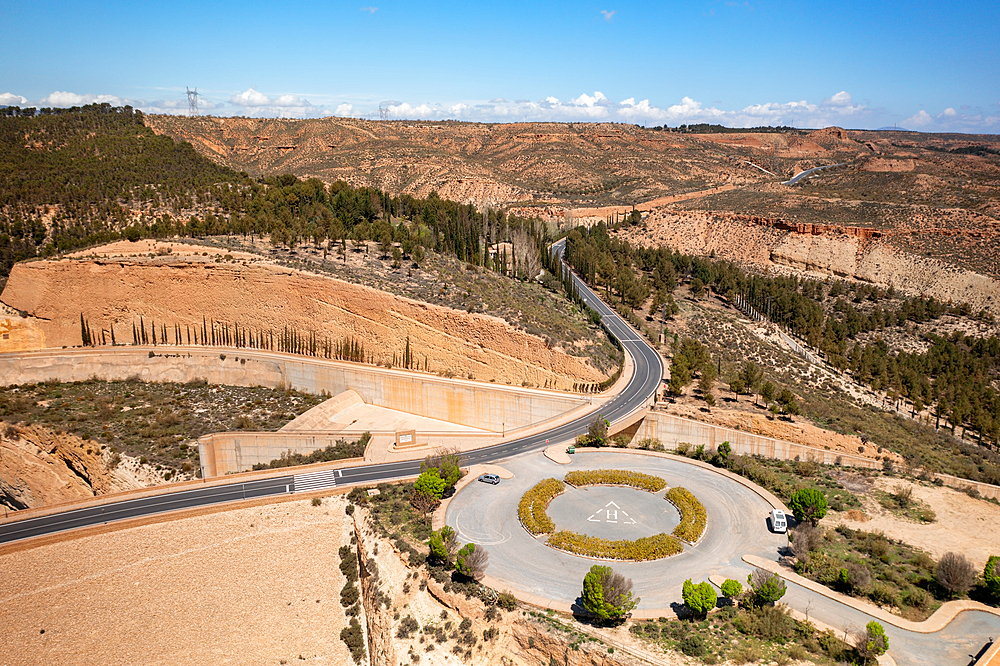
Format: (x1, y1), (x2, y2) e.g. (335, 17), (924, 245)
(478, 473), (501, 485)
(770, 509), (787, 533)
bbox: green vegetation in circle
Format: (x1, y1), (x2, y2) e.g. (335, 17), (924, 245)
(666, 487), (707, 542)
(517, 478), (565, 535)
(547, 531), (682, 561)
(563, 469), (667, 492)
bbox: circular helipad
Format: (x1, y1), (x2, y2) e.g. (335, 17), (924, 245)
(446, 450), (787, 610)
(545, 485), (680, 540)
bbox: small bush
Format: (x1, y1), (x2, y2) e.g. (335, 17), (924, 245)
(496, 592), (517, 611)
(311, 497), (322, 507)
(564, 469), (666, 492)
(340, 618), (366, 663)
(666, 487), (707, 542)
(678, 634), (705, 657)
(397, 615), (419, 639)
(735, 603), (795, 640)
(937, 551), (976, 596)
(340, 581), (360, 607)
(518, 478), (565, 535)
(547, 530), (682, 560)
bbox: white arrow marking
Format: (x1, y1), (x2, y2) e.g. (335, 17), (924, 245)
(605, 501), (620, 509)
(587, 513), (600, 522)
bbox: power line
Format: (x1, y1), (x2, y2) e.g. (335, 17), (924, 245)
(186, 87), (199, 117)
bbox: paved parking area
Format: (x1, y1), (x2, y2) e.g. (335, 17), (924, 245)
(446, 450), (787, 609)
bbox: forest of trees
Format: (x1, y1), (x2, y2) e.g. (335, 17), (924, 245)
(0, 104), (549, 283)
(564, 222), (1000, 450)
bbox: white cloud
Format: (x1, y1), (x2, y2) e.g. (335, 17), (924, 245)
(600, 9), (615, 22)
(361, 6), (377, 13)
(335, 103), (354, 116)
(904, 110), (934, 128)
(900, 107), (1000, 133)
(0, 92), (28, 106)
(227, 88), (324, 118)
(822, 91), (853, 107)
(39, 91), (127, 107)
(230, 88), (272, 107)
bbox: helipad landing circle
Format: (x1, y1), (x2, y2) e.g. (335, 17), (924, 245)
(545, 485), (680, 540)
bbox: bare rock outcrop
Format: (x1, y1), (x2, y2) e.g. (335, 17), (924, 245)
(0, 249), (606, 389)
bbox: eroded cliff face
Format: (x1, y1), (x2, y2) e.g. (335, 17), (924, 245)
(0, 421), (160, 510)
(618, 209), (1000, 316)
(0, 250), (606, 389)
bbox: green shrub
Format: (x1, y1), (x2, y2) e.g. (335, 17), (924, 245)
(564, 469), (666, 492)
(681, 579), (717, 615)
(518, 478), (565, 535)
(496, 591), (518, 611)
(341, 580), (360, 607)
(789, 487), (828, 525)
(678, 634), (705, 656)
(666, 487), (707, 543)
(397, 615), (419, 638)
(340, 618), (366, 663)
(721, 579), (743, 600)
(582, 564), (638, 623)
(984, 555), (1000, 599)
(547, 531), (682, 560)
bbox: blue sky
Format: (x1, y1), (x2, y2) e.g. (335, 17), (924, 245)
(1, 0), (998, 132)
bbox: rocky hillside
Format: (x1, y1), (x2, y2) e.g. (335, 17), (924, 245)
(0, 241), (607, 389)
(147, 114), (1000, 283)
(0, 420), (164, 510)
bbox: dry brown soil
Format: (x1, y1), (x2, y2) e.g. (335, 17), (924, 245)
(0, 420), (166, 510)
(0, 494), (653, 666)
(0, 498), (354, 666)
(825, 475), (1000, 569)
(0, 240), (605, 389)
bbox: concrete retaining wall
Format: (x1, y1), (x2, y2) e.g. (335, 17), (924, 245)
(0, 347), (589, 434)
(633, 411), (882, 469)
(198, 430), (500, 477)
(936, 473), (1000, 501)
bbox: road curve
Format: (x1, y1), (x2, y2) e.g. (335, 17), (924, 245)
(0, 243), (664, 545)
(781, 163), (844, 185)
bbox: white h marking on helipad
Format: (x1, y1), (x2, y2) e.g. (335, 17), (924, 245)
(586, 501), (637, 525)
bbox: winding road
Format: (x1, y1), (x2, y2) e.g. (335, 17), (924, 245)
(3, 240), (999, 665)
(0, 238), (663, 545)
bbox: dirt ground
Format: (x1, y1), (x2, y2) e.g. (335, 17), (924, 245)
(825, 474), (1000, 568)
(0, 498), (353, 666)
(1, 240), (605, 389)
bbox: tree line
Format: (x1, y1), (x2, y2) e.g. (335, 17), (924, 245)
(1, 104), (551, 285)
(564, 222), (1000, 449)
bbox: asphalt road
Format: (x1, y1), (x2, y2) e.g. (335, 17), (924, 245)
(781, 163), (845, 185)
(0, 242), (663, 545)
(446, 450), (787, 609)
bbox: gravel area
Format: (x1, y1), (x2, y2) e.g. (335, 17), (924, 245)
(0, 497), (353, 666)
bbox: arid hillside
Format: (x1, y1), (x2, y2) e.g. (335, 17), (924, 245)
(0, 420), (165, 510)
(0, 241), (606, 389)
(147, 115), (1000, 281)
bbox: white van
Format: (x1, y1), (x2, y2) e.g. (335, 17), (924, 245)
(770, 509), (787, 533)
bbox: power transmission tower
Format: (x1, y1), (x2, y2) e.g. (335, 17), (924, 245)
(186, 87), (199, 117)
(378, 102), (391, 121)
